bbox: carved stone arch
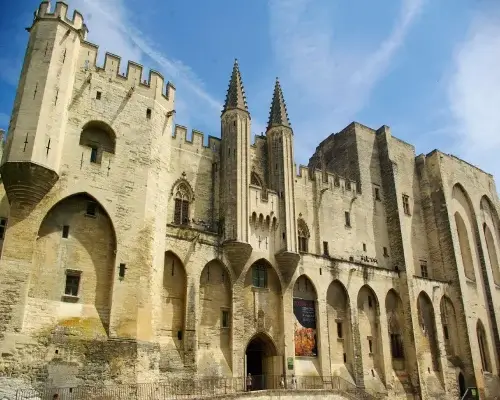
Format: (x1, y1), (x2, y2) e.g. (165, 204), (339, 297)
(292, 274), (318, 299)
(246, 257), (284, 294)
(170, 174), (195, 225)
(198, 258), (232, 375)
(200, 258), (235, 287)
(417, 291), (440, 372)
(440, 295), (459, 359)
(357, 284), (385, 383)
(80, 120), (116, 164)
(251, 171), (263, 187)
(452, 184), (479, 281)
(480, 195), (500, 285)
(30, 192), (117, 336)
(477, 319), (492, 372)
(327, 280), (353, 378)
(171, 175), (195, 202)
(161, 251), (187, 362)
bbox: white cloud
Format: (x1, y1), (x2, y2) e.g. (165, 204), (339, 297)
(69, 0), (222, 128)
(269, 0), (424, 163)
(448, 10), (500, 182)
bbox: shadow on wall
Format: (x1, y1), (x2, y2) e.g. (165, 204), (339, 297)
(32, 193), (116, 335)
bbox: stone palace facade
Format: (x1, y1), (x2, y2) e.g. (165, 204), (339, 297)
(1, 2), (500, 399)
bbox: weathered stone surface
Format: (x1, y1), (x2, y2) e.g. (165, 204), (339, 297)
(0, 3), (500, 400)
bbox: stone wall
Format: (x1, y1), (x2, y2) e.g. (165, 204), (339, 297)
(1, 3), (500, 400)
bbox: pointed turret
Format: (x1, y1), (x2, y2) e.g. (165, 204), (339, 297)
(222, 59), (248, 114)
(267, 78), (291, 131)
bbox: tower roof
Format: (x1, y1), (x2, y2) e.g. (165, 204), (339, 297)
(222, 59), (248, 114)
(267, 78), (291, 131)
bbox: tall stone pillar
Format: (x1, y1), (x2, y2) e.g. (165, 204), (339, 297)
(350, 298), (366, 388)
(316, 298), (332, 377)
(184, 274), (199, 370)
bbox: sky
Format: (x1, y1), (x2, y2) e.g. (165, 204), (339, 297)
(1, 0), (500, 184)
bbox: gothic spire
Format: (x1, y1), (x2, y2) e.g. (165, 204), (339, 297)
(222, 59), (248, 114)
(267, 78), (291, 131)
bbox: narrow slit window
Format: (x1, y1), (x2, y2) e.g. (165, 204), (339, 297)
(146, 108), (152, 119)
(62, 225), (69, 238)
(96, 91), (102, 100)
(323, 241), (329, 256)
(402, 194), (411, 215)
(221, 310), (230, 328)
(368, 339), (373, 353)
(345, 211), (351, 227)
(383, 247), (389, 257)
(337, 322), (343, 338)
(90, 146), (98, 163)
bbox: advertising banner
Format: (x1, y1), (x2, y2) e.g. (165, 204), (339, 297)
(293, 298), (317, 357)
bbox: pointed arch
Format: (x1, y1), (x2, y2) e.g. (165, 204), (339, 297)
(244, 259), (282, 344)
(417, 291), (440, 372)
(171, 177), (194, 225)
(297, 218), (310, 253)
(198, 259), (232, 376)
(440, 295), (459, 358)
(293, 274), (318, 357)
(357, 285), (385, 382)
(327, 280), (353, 378)
(452, 184), (478, 281)
(385, 289), (405, 364)
(161, 251), (187, 359)
(30, 192), (117, 336)
(292, 274), (318, 298)
(80, 120), (116, 164)
(251, 171), (263, 187)
(477, 319), (491, 372)
(454, 212), (476, 281)
(481, 195), (500, 285)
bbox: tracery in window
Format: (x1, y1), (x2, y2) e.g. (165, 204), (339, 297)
(173, 182), (193, 225)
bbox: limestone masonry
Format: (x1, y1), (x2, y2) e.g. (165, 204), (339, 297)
(1, 2), (500, 399)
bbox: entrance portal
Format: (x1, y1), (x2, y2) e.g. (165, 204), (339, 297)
(245, 333), (279, 390)
(458, 372), (466, 398)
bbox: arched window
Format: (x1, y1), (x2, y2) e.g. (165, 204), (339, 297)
(251, 172), (263, 187)
(297, 218), (310, 253)
(174, 182), (192, 225)
(79, 121), (116, 164)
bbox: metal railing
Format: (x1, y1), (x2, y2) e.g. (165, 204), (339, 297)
(15, 375), (376, 400)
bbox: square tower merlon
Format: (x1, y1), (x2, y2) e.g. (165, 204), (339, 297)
(37, 1), (87, 38)
(80, 47), (176, 111)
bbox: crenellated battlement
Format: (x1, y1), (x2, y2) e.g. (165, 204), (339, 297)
(171, 125), (221, 157)
(36, 1), (88, 38)
(295, 164), (358, 197)
(80, 43), (176, 107)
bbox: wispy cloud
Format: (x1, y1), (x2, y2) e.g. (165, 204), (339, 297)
(447, 8), (500, 181)
(269, 0), (424, 163)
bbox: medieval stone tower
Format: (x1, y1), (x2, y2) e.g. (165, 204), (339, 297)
(1, 2), (500, 400)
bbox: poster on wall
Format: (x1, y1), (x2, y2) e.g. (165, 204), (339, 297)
(293, 298), (317, 357)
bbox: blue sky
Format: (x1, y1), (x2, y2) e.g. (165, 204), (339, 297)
(1, 0), (500, 183)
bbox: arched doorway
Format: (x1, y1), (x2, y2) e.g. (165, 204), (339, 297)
(458, 372), (466, 398)
(245, 333), (278, 390)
